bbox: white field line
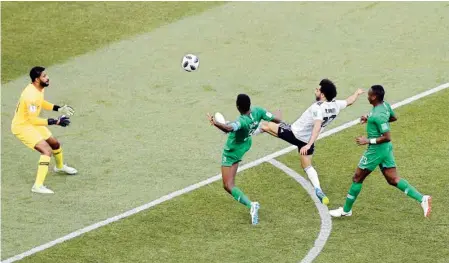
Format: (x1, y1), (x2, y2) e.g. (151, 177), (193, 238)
(267, 159), (332, 263)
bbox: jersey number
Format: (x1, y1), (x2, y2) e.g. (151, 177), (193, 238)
(321, 115), (337, 127)
(15, 102), (20, 112)
(248, 122), (259, 136)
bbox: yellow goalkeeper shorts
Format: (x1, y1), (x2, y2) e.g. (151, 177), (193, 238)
(12, 125), (52, 149)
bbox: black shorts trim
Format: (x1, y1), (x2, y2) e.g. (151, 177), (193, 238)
(277, 123), (315, 155)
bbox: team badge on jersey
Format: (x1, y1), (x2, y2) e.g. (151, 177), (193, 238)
(29, 104), (37, 112)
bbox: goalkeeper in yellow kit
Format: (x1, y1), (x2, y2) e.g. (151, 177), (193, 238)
(11, 66), (77, 194)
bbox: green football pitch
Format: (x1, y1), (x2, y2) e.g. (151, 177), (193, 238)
(1, 2), (448, 262)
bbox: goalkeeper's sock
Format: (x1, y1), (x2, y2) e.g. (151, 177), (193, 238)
(231, 187), (252, 208)
(35, 155), (51, 187)
(343, 182), (363, 213)
(53, 148), (64, 169)
(395, 179), (423, 202)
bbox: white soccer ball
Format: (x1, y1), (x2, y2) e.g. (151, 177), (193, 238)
(214, 112), (226, 125)
(182, 54), (199, 72)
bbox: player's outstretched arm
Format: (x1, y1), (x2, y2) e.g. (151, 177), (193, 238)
(345, 88), (365, 106)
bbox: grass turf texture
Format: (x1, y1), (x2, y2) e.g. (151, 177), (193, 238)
(1, 1), (224, 83)
(2, 2), (448, 261)
(16, 89), (449, 263)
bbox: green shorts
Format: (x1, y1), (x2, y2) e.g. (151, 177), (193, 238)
(221, 147), (250, 167)
(358, 144), (396, 171)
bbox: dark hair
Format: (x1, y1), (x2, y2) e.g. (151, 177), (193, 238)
(371, 85), (385, 101)
(319, 79), (337, 101)
(30, 66), (45, 82)
(236, 94), (251, 113)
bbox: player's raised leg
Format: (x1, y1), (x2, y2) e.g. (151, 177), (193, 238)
(254, 109), (282, 136)
(330, 167), (372, 217)
(259, 121), (280, 137)
(32, 140), (54, 194)
(381, 167), (431, 217)
(221, 157), (259, 225)
(46, 136), (77, 175)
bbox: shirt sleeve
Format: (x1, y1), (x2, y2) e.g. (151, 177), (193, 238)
(254, 107), (274, 121)
(42, 100), (54, 111)
(374, 116), (390, 133)
(229, 116), (249, 132)
(230, 121), (242, 131)
(387, 103), (396, 118)
(335, 100), (348, 111)
(24, 98), (48, 126)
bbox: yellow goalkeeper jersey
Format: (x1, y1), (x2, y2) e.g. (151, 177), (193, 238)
(11, 84), (54, 128)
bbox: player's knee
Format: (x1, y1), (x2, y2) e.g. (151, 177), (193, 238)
(47, 137), (60, 150)
(223, 182), (233, 193)
(352, 174), (363, 183)
(386, 176), (400, 186)
(50, 140), (60, 150)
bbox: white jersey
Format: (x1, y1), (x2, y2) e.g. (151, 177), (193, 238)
(291, 99), (347, 143)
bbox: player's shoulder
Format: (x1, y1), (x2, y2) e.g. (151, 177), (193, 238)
(236, 114), (249, 124)
(371, 107), (389, 121)
(251, 106), (269, 117)
(251, 106), (265, 113)
(21, 84), (37, 98)
(311, 101), (324, 108)
(332, 99), (347, 108)
(310, 101), (326, 112)
(382, 101), (393, 109)
(376, 102), (392, 113)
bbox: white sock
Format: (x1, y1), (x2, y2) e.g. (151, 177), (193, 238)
(304, 166), (321, 189)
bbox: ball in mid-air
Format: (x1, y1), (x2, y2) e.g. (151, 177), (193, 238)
(182, 54), (199, 72)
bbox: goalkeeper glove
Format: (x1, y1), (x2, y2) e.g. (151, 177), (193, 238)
(56, 105), (75, 116)
(48, 115), (71, 127)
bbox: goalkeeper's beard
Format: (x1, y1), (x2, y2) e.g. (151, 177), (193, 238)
(40, 80), (49, 87)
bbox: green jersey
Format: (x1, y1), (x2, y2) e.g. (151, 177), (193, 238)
(221, 106), (274, 166)
(366, 101), (395, 149)
(224, 106), (274, 151)
(359, 101), (397, 171)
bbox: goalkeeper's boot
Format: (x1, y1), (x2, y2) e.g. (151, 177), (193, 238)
(250, 202), (260, 225)
(32, 184), (54, 194)
(329, 207), (352, 218)
(315, 188), (329, 206)
(54, 164), (78, 175)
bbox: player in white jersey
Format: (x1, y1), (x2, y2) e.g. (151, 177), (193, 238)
(260, 79), (364, 205)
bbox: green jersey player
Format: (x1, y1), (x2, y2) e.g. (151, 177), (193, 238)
(207, 94), (282, 225)
(330, 85), (432, 218)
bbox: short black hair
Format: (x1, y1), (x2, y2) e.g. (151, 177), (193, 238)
(236, 94), (251, 113)
(30, 66), (45, 82)
(371, 85), (385, 101)
(319, 79), (337, 101)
